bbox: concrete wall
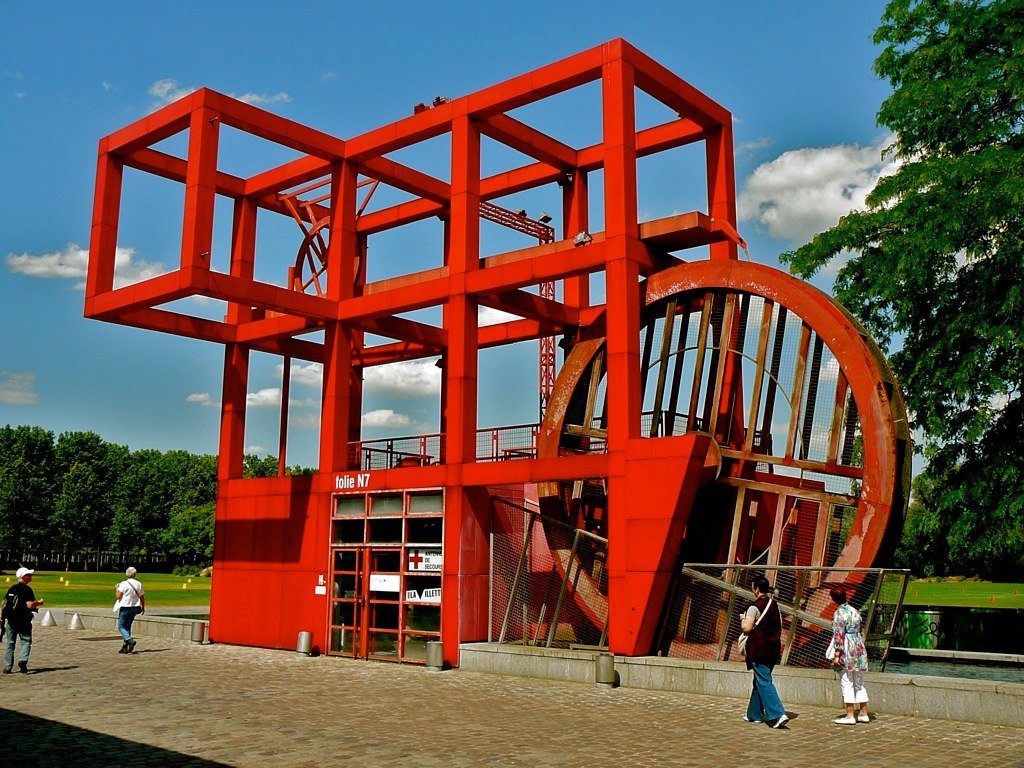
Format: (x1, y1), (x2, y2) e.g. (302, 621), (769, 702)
(56, 609), (206, 642)
(460, 643), (1024, 729)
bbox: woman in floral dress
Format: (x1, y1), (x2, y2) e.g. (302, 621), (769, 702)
(829, 586), (870, 724)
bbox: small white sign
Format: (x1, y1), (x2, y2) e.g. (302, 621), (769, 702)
(405, 589), (420, 601)
(407, 548), (442, 572)
(420, 587), (441, 604)
(314, 585), (327, 596)
(369, 573), (400, 592)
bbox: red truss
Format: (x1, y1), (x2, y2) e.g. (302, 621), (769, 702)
(86, 39), (909, 664)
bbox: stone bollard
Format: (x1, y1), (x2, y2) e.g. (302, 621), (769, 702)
(67, 612), (84, 630)
(425, 640), (444, 671)
(190, 621), (207, 644)
(40, 610), (57, 627)
(296, 631), (312, 656)
(595, 653), (616, 688)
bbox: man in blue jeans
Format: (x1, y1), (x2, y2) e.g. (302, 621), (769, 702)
(115, 567), (146, 654)
(2, 567), (44, 674)
(740, 574), (790, 728)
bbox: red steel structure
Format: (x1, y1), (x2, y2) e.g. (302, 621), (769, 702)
(85, 40), (910, 665)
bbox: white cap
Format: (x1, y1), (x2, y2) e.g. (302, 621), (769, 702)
(15, 567), (34, 580)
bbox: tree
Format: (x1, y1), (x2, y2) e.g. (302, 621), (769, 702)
(784, 0), (1024, 578)
(0, 425), (56, 551)
(162, 502), (215, 562)
(51, 431), (128, 554)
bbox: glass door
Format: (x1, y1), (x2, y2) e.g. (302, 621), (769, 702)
(330, 547), (362, 657)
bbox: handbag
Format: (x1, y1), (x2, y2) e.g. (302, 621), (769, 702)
(825, 638), (837, 662)
(738, 596), (773, 658)
(112, 598), (122, 614)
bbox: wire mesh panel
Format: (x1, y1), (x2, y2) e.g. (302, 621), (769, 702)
(657, 564), (909, 670)
(490, 494), (608, 649)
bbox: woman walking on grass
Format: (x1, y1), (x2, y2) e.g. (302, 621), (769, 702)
(829, 585), (870, 725)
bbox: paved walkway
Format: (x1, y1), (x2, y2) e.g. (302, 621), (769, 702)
(3, 626), (1023, 767)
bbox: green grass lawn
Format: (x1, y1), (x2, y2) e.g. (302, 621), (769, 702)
(904, 579), (1024, 609)
(2, 570), (210, 608)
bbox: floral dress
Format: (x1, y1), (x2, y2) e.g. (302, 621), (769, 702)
(832, 602), (869, 671)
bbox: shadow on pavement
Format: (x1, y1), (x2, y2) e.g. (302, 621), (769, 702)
(28, 665), (79, 674)
(75, 636), (123, 642)
(0, 709), (231, 767)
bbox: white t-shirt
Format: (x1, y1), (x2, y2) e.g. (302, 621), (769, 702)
(117, 578), (144, 608)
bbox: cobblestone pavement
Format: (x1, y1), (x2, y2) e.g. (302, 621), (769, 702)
(3, 626), (1023, 768)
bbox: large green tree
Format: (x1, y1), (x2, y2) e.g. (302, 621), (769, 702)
(784, 0), (1024, 578)
(0, 425), (56, 551)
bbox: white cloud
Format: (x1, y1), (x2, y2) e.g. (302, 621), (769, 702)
(13, 92), (26, 100)
(361, 409), (412, 427)
(321, 71), (338, 82)
(246, 444), (268, 455)
(235, 92), (291, 106)
(281, 359), (440, 399)
(278, 361), (324, 387)
(148, 78), (197, 110)
(147, 79), (290, 112)
(5, 243), (166, 290)
(102, 81), (112, 92)
(247, 388), (282, 408)
(0, 371), (39, 405)
(737, 136), (772, 155)
(479, 306), (519, 326)
(364, 359), (441, 398)
(738, 134), (898, 245)
(186, 392), (217, 407)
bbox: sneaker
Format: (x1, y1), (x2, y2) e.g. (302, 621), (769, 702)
(834, 715), (857, 725)
(742, 715), (762, 723)
(771, 714), (790, 729)
(17, 661), (27, 674)
(857, 713), (870, 723)
(127, 639), (137, 653)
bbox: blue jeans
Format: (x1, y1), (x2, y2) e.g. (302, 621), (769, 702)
(746, 662), (786, 722)
(4, 626), (31, 669)
(117, 606), (142, 642)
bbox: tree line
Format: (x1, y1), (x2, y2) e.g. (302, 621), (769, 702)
(0, 424), (302, 564)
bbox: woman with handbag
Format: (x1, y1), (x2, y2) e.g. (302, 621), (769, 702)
(739, 575), (789, 728)
(829, 585), (870, 724)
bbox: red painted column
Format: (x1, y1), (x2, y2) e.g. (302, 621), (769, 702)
(562, 170), (590, 313)
(218, 197), (258, 481)
(85, 144), (122, 300)
(180, 104), (220, 272)
(319, 161), (359, 473)
(442, 113), (488, 666)
(706, 123), (738, 262)
(601, 46), (647, 655)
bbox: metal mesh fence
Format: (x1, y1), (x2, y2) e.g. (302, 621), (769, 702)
(489, 494), (609, 649)
(656, 564), (909, 670)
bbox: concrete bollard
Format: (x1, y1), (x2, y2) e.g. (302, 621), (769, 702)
(595, 653), (616, 688)
(425, 640), (444, 671)
(67, 612), (84, 630)
(190, 621), (207, 644)
(40, 610), (57, 627)
(296, 631), (312, 656)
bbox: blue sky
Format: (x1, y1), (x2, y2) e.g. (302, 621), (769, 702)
(1, 1), (898, 467)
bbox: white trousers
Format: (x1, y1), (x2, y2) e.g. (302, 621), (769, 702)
(839, 668), (868, 704)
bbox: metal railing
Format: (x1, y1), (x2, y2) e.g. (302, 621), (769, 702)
(489, 496), (609, 650)
(655, 563), (909, 670)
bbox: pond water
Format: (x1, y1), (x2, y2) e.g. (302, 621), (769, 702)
(882, 658), (1024, 684)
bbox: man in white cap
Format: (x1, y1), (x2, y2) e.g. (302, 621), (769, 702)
(1, 567), (44, 674)
(115, 567), (145, 654)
